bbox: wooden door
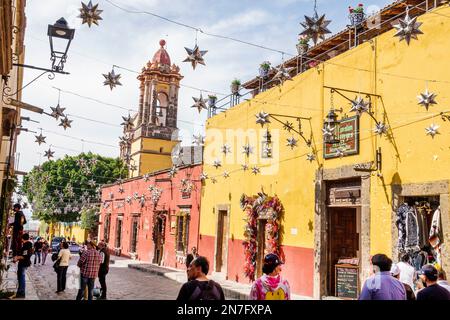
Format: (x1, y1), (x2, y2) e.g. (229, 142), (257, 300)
(256, 219), (267, 278)
(328, 207), (359, 295)
(153, 217), (164, 265)
(215, 210), (227, 272)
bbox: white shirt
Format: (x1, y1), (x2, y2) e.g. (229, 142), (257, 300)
(397, 261), (415, 288)
(58, 249), (71, 267)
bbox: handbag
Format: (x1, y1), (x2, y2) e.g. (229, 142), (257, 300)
(53, 258), (60, 273)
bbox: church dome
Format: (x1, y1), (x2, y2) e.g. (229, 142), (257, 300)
(152, 39), (171, 66)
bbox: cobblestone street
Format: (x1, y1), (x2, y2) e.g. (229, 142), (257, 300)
(26, 256), (181, 300)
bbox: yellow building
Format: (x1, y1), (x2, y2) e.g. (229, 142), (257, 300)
(199, 1), (450, 299)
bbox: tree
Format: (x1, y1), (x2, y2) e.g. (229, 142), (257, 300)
(21, 152), (127, 224)
(80, 207), (99, 239)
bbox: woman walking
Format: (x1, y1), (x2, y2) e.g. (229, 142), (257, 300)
(56, 241), (71, 293)
(250, 253), (291, 300)
(41, 240), (49, 265)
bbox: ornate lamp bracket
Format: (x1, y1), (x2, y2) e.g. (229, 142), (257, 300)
(268, 113), (313, 147)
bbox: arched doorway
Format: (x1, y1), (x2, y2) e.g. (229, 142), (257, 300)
(152, 212), (166, 265)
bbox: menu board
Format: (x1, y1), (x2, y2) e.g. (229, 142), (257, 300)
(335, 264), (359, 299)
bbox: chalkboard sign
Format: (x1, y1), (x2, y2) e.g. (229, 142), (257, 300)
(335, 264), (359, 299)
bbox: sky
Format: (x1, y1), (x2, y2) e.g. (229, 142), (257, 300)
(17, 0), (394, 174)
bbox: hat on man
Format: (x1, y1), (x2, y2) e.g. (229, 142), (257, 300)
(418, 264), (438, 281)
(390, 263), (401, 277)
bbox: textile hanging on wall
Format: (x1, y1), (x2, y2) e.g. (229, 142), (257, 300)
(395, 203), (409, 251)
(405, 206), (419, 250)
(416, 208), (429, 249)
(429, 207), (443, 266)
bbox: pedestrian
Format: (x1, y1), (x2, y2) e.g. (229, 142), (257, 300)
(396, 253), (416, 289)
(359, 253), (406, 300)
(416, 264), (450, 300)
(176, 256), (225, 301)
(56, 241), (71, 294)
(33, 238), (43, 265)
(10, 233), (33, 299)
(8, 204), (27, 256)
(390, 263), (415, 300)
(437, 268), (450, 293)
(76, 241), (102, 301)
(97, 241), (110, 300)
(41, 240), (49, 265)
(250, 253), (291, 300)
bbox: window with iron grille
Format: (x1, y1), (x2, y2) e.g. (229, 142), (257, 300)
(130, 218), (139, 253)
(103, 215), (110, 244)
(176, 211), (190, 253)
(115, 218), (123, 248)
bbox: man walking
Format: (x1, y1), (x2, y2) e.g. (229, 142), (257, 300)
(76, 241), (102, 301)
(417, 264), (450, 300)
(10, 233), (33, 299)
(97, 241), (110, 300)
(33, 238), (43, 265)
(9, 204), (27, 256)
(359, 254), (406, 300)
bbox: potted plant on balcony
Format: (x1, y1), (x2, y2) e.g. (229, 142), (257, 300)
(208, 94), (217, 107)
(296, 35), (310, 55)
(231, 79), (241, 95)
(259, 61), (271, 78)
(349, 3), (365, 26)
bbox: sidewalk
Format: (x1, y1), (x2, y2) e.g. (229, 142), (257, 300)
(127, 262), (312, 300)
(1, 261), (39, 300)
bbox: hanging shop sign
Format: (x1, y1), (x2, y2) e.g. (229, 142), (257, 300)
(324, 116), (359, 159)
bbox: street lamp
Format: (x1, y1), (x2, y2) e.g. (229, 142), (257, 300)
(47, 17), (75, 72)
(323, 108), (340, 145)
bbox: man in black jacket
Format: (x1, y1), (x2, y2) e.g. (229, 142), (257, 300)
(97, 241), (110, 300)
(9, 204), (26, 256)
(11, 233), (33, 299)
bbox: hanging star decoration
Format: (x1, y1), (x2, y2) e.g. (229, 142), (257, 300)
(126, 196), (132, 204)
(200, 173), (208, 181)
(88, 179), (96, 187)
(90, 158), (98, 166)
(191, 94), (208, 113)
(168, 166), (178, 178)
(299, 11), (332, 45)
(350, 96), (370, 115)
(286, 137), (298, 149)
(283, 121), (294, 132)
(143, 174), (150, 182)
(50, 104), (66, 120)
(223, 171), (230, 178)
(140, 195), (146, 207)
(119, 135), (132, 146)
(129, 163), (138, 171)
(213, 159), (222, 169)
(393, 11), (423, 45)
(193, 134), (205, 146)
(183, 45), (207, 70)
(374, 122), (389, 136)
(263, 144), (272, 157)
(35, 133), (46, 145)
(123, 153), (132, 163)
(77, 158), (87, 167)
(322, 124), (335, 139)
(44, 148), (55, 160)
(425, 124), (440, 138)
(103, 202), (110, 209)
(211, 177), (218, 184)
(133, 192), (139, 200)
(306, 153), (316, 162)
(59, 117), (73, 130)
(242, 144), (253, 157)
(103, 68), (122, 90)
(121, 114), (134, 130)
(417, 89), (437, 110)
(241, 164), (249, 171)
(255, 111), (270, 127)
(78, 1), (103, 27)
(273, 65), (294, 84)
(118, 186), (125, 194)
(221, 144), (232, 155)
(252, 166), (260, 175)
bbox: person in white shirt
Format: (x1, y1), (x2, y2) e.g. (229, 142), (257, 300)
(438, 269), (450, 293)
(397, 254), (416, 289)
(56, 241), (71, 293)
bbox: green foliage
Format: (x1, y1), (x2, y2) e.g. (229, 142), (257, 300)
(231, 78), (241, 86)
(80, 207), (99, 232)
(20, 152), (127, 224)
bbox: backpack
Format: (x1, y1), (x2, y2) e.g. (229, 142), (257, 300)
(189, 280), (222, 300)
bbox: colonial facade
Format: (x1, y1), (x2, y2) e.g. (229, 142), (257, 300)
(199, 1), (450, 299)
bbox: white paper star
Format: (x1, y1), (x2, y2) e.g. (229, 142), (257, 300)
(374, 122), (389, 136)
(273, 65), (294, 84)
(425, 124), (440, 138)
(286, 137), (298, 149)
(242, 144), (253, 157)
(255, 111), (270, 127)
(350, 96), (370, 115)
(417, 89), (437, 110)
(306, 153), (316, 162)
(241, 164), (249, 171)
(223, 171), (230, 178)
(213, 159), (222, 169)
(200, 173), (208, 181)
(221, 144), (232, 155)
(322, 124), (335, 138)
(252, 166), (260, 175)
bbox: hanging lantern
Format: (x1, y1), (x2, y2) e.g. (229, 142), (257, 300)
(323, 109), (340, 145)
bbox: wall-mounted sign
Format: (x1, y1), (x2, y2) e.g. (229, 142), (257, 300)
(324, 116), (359, 159)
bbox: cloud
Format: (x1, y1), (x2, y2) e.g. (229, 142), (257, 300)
(208, 9), (271, 34)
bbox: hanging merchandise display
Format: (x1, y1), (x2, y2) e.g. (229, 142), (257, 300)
(429, 206), (443, 266)
(299, 0), (332, 45)
(35, 131), (46, 145)
(425, 123), (440, 138)
(191, 94), (208, 113)
(393, 7), (423, 45)
(417, 89), (437, 110)
(183, 45), (207, 70)
(241, 192), (285, 281)
(103, 67), (122, 90)
(59, 116), (73, 130)
(78, 1), (103, 27)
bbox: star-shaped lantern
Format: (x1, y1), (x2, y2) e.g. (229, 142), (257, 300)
(286, 137), (298, 149)
(350, 96), (370, 115)
(44, 148), (55, 160)
(200, 173), (208, 181)
(121, 114), (133, 130)
(59, 117), (73, 130)
(88, 179), (96, 187)
(183, 45), (207, 70)
(103, 68), (122, 90)
(242, 144), (253, 157)
(193, 134), (205, 146)
(50, 104), (66, 120)
(213, 159), (222, 169)
(118, 186), (125, 194)
(425, 124), (440, 138)
(252, 166), (260, 175)
(78, 1), (103, 27)
(133, 192), (139, 200)
(273, 65), (294, 84)
(126, 196), (132, 204)
(374, 122), (389, 136)
(168, 166), (178, 178)
(299, 12), (332, 45)
(241, 164), (249, 171)
(393, 11), (423, 45)
(221, 144), (232, 155)
(191, 94), (208, 114)
(223, 171), (230, 179)
(35, 133), (46, 145)
(90, 158), (98, 166)
(306, 153), (316, 162)
(255, 111), (270, 127)
(417, 89), (437, 110)
(211, 177), (218, 184)
(143, 174), (150, 182)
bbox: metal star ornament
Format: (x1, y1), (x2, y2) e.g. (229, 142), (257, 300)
(273, 65), (294, 84)
(103, 68), (122, 90)
(118, 186), (125, 194)
(223, 171), (230, 179)
(191, 94), (208, 113)
(417, 89), (437, 110)
(299, 12), (332, 45)
(374, 122), (389, 136)
(143, 174), (150, 182)
(78, 1), (103, 27)
(50, 104), (66, 120)
(306, 153), (316, 162)
(200, 173), (208, 181)
(255, 111), (270, 127)
(211, 177), (218, 184)
(121, 114), (133, 129)
(425, 124), (440, 138)
(183, 45), (207, 70)
(59, 117), (73, 130)
(88, 179), (96, 187)
(242, 144), (253, 157)
(193, 134), (205, 146)
(221, 144), (232, 155)
(44, 148), (55, 160)
(350, 96), (370, 115)
(322, 124), (335, 138)
(286, 137), (298, 149)
(241, 164), (249, 171)
(213, 159), (222, 169)
(252, 166), (260, 175)
(393, 11), (423, 45)
(35, 133), (46, 145)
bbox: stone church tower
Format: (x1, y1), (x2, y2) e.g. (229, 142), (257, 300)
(124, 40), (183, 178)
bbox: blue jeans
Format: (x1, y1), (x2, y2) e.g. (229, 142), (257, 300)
(34, 251), (41, 264)
(76, 276), (95, 300)
(17, 265), (27, 296)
